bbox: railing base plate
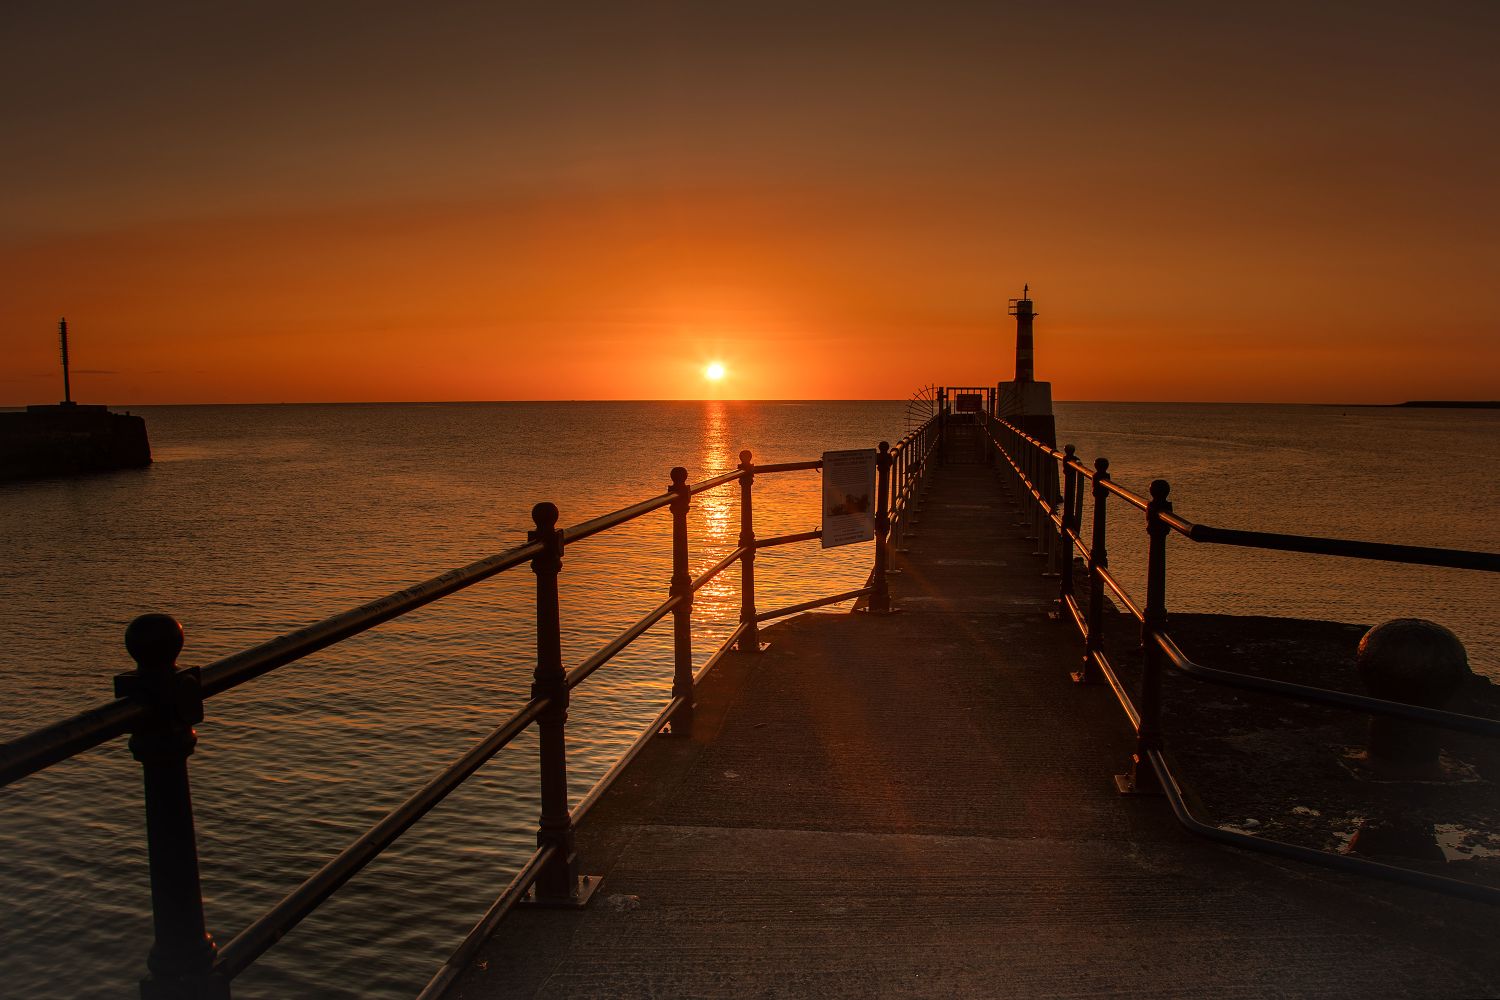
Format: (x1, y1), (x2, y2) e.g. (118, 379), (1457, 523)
(518, 874), (603, 910)
(1114, 773), (1163, 796)
(1115, 755), (1164, 796)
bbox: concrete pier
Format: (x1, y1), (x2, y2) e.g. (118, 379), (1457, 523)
(449, 464), (1500, 999)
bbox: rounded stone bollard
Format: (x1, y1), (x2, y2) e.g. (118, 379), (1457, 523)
(1356, 618), (1471, 780)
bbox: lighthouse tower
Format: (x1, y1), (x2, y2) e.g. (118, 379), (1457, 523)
(996, 285), (1057, 448)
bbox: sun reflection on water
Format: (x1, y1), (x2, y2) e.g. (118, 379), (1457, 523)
(694, 399), (740, 620)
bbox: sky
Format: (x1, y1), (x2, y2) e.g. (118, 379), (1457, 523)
(2, 1), (1496, 404)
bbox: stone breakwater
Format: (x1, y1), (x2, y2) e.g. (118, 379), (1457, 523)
(0, 404), (151, 481)
(1101, 612), (1500, 883)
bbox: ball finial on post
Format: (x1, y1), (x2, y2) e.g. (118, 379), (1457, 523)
(670, 466), (688, 488)
(1150, 479), (1170, 503)
(125, 614), (185, 676)
(739, 449), (753, 467)
(531, 502), (559, 531)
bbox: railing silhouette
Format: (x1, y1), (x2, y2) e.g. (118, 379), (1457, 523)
(983, 413), (1500, 905)
(0, 419), (940, 1000)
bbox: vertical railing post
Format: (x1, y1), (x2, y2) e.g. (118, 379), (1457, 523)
(907, 452), (918, 529)
(526, 502), (598, 907)
(1118, 479), (1171, 795)
(1029, 442), (1046, 547)
(1057, 444), (1078, 611)
(666, 467), (695, 735)
(1023, 440), (1039, 541)
(985, 389), (996, 466)
(890, 445), (904, 551)
(870, 441), (893, 613)
(1015, 430), (1029, 521)
(1041, 447), (1061, 577)
(937, 388), (947, 464)
(115, 614), (228, 1000)
(1071, 452), (1087, 542)
(736, 451), (762, 653)
(1073, 458), (1110, 685)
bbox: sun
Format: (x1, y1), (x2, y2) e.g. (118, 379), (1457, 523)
(704, 362), (726, 382)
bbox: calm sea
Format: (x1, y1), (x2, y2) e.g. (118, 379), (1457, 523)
(1, 400), (1495, 999)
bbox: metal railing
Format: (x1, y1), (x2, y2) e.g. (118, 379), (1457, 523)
(0, 422), (939, 1000)
(983, 413), (1500, 905)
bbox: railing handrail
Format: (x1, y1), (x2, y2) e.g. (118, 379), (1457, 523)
(982, 411), (1500, 907)
(993, 416), (1499, 572)
(1153, 630), (1500, 737)
(0, 460), (837, 789)
(0, 414), (943, 998)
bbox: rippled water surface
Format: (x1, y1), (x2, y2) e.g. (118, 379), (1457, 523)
(1, 401), (1495, 998)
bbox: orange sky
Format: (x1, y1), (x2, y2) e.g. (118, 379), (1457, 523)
(2, 3), (1496, 405)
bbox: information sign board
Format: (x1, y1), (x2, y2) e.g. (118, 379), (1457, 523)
(821, 448), (877, 549)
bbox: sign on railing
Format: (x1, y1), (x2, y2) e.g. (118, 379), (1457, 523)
(821, 448), (876, 548)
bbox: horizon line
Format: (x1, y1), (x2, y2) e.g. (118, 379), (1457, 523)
(6, 397), (1490, 409)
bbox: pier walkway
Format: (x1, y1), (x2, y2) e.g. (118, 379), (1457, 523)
(452, 463), (1499, 999)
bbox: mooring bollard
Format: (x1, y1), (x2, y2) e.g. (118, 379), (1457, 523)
(736, 451), (762, 653)
(526, 502), (597, 907)
(1356, 618), (1471, 780)
(1118, 479), (1170, 795)
(870, 441), (893, 613)
(116, 614), (227, 1000)
(1074, 457), (1110, 685)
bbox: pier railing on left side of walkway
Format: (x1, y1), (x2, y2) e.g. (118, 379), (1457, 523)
(0, 418), (940, 1000)
(983, 412), (1500, 906)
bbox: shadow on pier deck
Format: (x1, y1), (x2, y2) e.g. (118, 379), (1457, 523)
(451, 463), (1500, 999)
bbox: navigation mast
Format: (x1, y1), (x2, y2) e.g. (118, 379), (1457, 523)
(59, 317), (73, 405)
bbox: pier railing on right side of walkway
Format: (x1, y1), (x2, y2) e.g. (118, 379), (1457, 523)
(0, 416), (940, 1000)
(983, 412), (1500, 906)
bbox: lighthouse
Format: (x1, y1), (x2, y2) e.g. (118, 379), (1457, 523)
(996, 285), (1057, 449)
(1012, 284), (1035, 383)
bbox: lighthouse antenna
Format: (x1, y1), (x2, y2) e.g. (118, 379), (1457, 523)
(59, 317), (72, 405)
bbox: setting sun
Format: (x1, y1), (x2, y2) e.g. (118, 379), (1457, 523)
(704, 362), (726, 382)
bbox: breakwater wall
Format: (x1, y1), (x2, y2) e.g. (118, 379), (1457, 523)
(0, 404), (151, 481)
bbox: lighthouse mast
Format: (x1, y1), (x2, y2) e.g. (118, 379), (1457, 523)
(59, 317), (73, 405)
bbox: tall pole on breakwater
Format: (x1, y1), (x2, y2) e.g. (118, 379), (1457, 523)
(59, 317), (73, 405)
